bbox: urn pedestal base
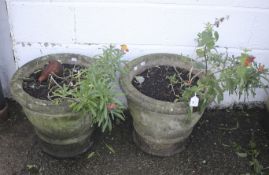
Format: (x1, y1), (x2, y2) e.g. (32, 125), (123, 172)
(0, 104), (8, 123)
(38, 132), (93, 158)
(133, 130), (187, 157)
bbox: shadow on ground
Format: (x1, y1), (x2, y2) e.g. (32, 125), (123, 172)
(0, 100), (268, 175)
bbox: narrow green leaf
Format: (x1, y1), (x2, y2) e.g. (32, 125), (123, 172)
(105, 143), (115, 154)
(87, 152), (95, 159)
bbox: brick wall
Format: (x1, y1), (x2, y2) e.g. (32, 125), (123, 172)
(4, 0), (269, 105)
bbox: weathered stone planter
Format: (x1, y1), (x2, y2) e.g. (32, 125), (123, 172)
(0, 104), (8, 123)
(120, 53), (205, 156)
(263, 98), (269, 136)
(10, 53), (94, 158)
(265, 98), (269, 112)
(0, 81), (8, 123)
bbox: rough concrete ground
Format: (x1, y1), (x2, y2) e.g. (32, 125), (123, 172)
(0, 100), (269, 175)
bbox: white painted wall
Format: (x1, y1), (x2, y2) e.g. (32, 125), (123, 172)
(0, 0), (16, 97)
(4, 0), (269, 105)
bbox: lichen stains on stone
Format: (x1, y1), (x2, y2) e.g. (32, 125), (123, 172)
(15, 42), (97, 48)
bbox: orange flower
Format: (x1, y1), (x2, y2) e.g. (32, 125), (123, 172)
(120, 44), (129, 52)
(184, 80), (192, 86)
(258, 64), (265, 73)
(107, 103), (117, 111)
(244, 56), (255, 67)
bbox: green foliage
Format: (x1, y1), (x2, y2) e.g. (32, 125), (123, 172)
(104, 142), (116, 154)
(182, 17), (269, 115)
(232, 139), (266, 175)
(166, 74), (180, 87)
(52, 45), (126, 132)
(26, 164), (41, 175)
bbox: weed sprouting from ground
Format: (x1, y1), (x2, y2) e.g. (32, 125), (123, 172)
(232, 138), (269, 175)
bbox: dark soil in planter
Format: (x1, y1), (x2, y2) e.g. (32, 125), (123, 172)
(23, 64), (84, 100)
(1, 100), (268, 175)
(132, 65), (198, 102)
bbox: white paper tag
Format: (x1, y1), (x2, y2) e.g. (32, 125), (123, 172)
(189, 93), (199, 107)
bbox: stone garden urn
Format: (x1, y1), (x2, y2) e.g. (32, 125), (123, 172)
(10, 53), (94, 158)
(0, 80), (8, 123)
(120, 53), (205, 156)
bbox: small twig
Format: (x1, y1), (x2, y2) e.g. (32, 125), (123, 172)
(50, 72), (67, 80)
(49, 75), (63, 89)
(173, 66), (181, 76)
(188, 66), (193, 81)
(168, 83), (176, 96)
(190, 70), (205, 82)
(176, 74), (186, 89)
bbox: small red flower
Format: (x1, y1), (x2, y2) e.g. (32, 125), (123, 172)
(244, 56), (255, 67)
(107, 103), (117, 111)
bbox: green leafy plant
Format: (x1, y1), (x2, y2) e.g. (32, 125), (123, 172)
(182, 17), (269, 115)
(51, 45), (127, 132)
(166, 67), (201, 103)
(232, 139), (268, 175)
(166, 74), (180, 97)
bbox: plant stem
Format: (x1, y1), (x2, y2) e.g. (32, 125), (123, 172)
(49, 75), (64, 89)
(204, 46), (208, 75)
(173, 66), (181, 76)
(190, 70), (205, 82)
(169, 84), (176, 96)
